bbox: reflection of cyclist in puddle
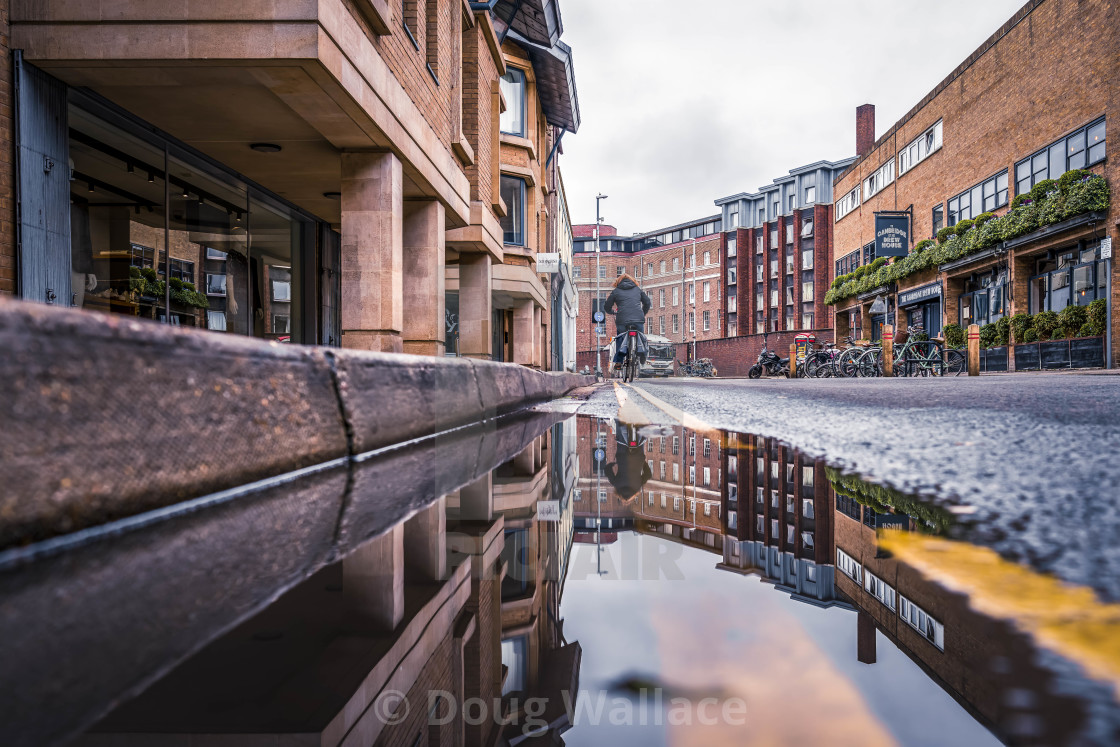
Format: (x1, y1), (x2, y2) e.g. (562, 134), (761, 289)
(604, 419), (652, 502)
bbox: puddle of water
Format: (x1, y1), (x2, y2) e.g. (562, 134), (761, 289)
(3, 413), (1119, 746)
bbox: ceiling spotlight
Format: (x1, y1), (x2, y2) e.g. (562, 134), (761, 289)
(127, 163), (135, 175)
(182, 187), (190, 199)
(250, 142), (282, 153)
(322, 191), (341, 199)
(88, 182), (95, 193)
(147, 171), (155, 183)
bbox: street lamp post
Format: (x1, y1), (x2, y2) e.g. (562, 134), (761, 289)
(595, 193), (608, 378)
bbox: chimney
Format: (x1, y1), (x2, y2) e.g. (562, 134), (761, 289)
(857, 610), (877, 665)
(856, 104), (876, 158)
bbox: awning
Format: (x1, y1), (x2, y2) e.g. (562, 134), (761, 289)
(507, 30), (581, 133)
(485, 0), (563, 48)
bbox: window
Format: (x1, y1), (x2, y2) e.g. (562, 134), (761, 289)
(948, 170), (1008, 225)
(703, 467), (711, 486)
(207, 310), (227, 331)
(673, 257), (680, 272)
(689, 283), (695, 303)
(1016, 117), (1106, 195)
(785, 223), (794, 245)
(898, 119), (943, 175)
(727, 206), (739, 229)
(272, 314), (291, 334)
(598, 266), (606, 279)
(728, 296), (737, 313)
(931, 204), (944, 236)
(689, 311), (695, 333)
(802, 281), (814, 300)
(671, 286), (679, 306)
(500, 636), (528, 695)
(788, 194), (797, 212)
(660, 260), (666, 274)
(659, 288), (665, 308)
(755, 235), (764, 254)
(703, 438), (711, 457)
(728, 266), (737, 285)
(672, 314), (679, 333)
(862, 160), (895, 199)
(689, 436), (695, 456)
(703, 251), (711, 265)
(726, 237), (736, 257)
(206, 247), (227, 260)
(801, 311), (814, 329)
(616, 265), (624, 277)
(499, 68), (527, 136)
(804, 178), (817, 204)
(673, 463), (679, 480)
(770, 229), (779, 249)
(704, 502), (711, 516)
(672, 436), (680, 455)
(801, 218), (814, 238)
(864, 571), (897, 611)
(271, 278), (291, 302)
(500, 176), (526, 245)
(688, 465), (695, 484)
(573, 266), (581, 279)
(802, 465), (814, 487)
(802, 249), (814, 271)
(900, 596), (946, 650)
(659, 315), (665, 334)
(835, 249), (860, 278)
(703, 281), (711, 302)
(862, 241), (877, 266)
(772, 197), (780, 217)
(836, 549), (862, 583)
(835, 185), (861, 221)
(647, 262), (653, 276)
(206, 273), (227, 296)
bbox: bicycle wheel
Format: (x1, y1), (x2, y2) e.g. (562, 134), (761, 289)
(837, 349), (861, 378)
(945, 349), (966, 376)
(856, 349), (880, 377)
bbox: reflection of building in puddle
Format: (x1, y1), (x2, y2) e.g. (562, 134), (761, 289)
(84, 424), (581, 746)
(830, 471), (1090, 745)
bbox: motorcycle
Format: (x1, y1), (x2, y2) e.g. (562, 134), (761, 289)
(748, 337), (790, 379)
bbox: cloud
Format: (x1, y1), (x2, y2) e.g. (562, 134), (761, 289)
(559, 0), (1027, 233)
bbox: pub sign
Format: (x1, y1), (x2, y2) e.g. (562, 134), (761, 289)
(875, 213), (910, 258)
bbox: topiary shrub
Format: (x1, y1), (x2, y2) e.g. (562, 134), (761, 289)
(974, 212), (996, 226)
(913, 239), (934, 253)
(1009, 313), (1033, 344)
(999, 201), (1041, 240)
(995, 316), (1011, 347)
(1011, 194), (1033, 209)
(953, 218), (976, 236)
(1063, 173), (1110, 218)
(169, 277), (183, 291)
(942, 323), (965, 349)
(1087, 298), (1107, 336)
(979, 322), (1000, 349)
(936, 226), (956, 244)
(1022, 328), (1039, 343)
(1058, 304), (1088, 339)
(1078, 322), (1096, 338)
(1056, 169), (1091, 192)
(1029, 178), (1058, 201)
(1033, 310), (1060, 340)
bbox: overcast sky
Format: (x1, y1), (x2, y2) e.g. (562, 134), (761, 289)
(559, 0), (1027, 233)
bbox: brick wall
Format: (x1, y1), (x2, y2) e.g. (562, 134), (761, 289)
(376, 634), (456, 747)
(684, 328), (833, 377)
(0, 0), (14, 295)
(830, 0), (1119, 360)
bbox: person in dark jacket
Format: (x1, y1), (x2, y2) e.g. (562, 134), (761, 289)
(604, 419), (652, 502)
(603, 273), (651, 372)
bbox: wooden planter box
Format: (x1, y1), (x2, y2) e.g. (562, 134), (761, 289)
(1012, 336), (1104, 371)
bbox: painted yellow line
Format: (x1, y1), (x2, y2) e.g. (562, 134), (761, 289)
(623, 383), (721, 436)
(879, 530), (1120, 693)
(612, 381), (651, 425)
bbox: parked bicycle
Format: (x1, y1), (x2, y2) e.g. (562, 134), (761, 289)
(678, 358), (714, 378)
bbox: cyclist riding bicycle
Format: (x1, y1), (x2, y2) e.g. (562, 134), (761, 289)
(603, 273), (651, 376)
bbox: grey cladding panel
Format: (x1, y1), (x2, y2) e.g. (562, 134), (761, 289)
(16, 57), (71, 305)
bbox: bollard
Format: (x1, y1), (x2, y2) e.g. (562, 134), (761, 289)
(788, 343), (797, 378)
(882, 325), (894, 378)
(968, 323), (981, 376)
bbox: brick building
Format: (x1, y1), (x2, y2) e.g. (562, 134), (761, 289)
(571, 215), (725, 364)
(1, 0), (579, 368)
(716, 159), (854, 339)
(829, 0), (1118, 367)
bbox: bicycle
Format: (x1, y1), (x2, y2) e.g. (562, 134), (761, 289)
(892, 325), (945, 377)
(618, 325), (643, 383)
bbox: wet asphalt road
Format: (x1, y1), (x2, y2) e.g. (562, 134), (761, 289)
(574, 374), (1120, 600)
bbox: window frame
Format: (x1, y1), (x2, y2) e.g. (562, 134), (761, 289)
(835, 185), (861, 221)
(947, 169), (1008, 225)
(499, 175), (527, 246)
(498, 67), (528, 137)
(1015, 116), (1107, 196)
(897, 120), (944, 176)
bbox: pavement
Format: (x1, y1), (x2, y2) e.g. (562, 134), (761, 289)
(568, 374), (1120, 601)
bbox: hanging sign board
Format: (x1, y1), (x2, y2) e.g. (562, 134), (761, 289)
(536, 500), (560, 521)
(1102, 237), (1113, 259)
(536, 253), (561, 273)
(869, 295), (888, 315)
(875, 213), (910, 258)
